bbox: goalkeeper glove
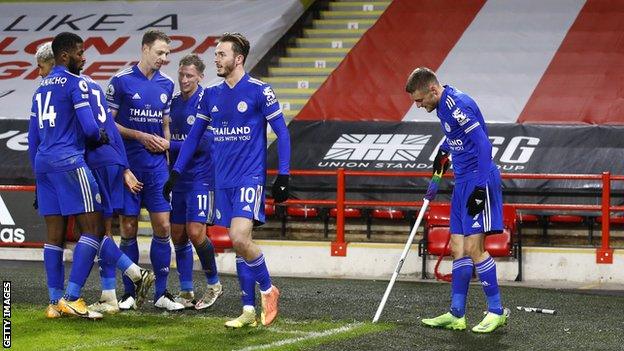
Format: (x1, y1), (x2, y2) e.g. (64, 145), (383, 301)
(433, 148), (450, 176)
(162, 170), (179, 202)
(466, 186), (486, 216)
(272, 174), (289, 203)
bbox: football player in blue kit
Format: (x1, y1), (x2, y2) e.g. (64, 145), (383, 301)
(169, 54), (222, 310)
(406, 67), (509, 333)
(107, 29), (184, 311)
(29, 32), (110, 320)
(31, 35), (155, 319)
(164, 33), (291, 327)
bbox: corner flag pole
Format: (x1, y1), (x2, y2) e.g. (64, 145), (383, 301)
(373, 169), (444, 323)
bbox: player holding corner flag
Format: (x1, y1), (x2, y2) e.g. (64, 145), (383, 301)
(406, 67), (509, 333)
(164, 32), (290, 327)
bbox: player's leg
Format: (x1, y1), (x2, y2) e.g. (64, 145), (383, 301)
(187, 188), (222, 310)
(55, 167), (104, 319)
(466, 172), (509, 333)
(171, 190), (195, 308)
(145, 169), (183, 311)
(230, 185), (279, 327)
(37, 173), (66, 318)
(117, 181), (142, 310)
(422, 182), (470, 330)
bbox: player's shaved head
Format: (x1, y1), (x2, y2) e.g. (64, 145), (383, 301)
(142, 29), (171, 47)
(405, 67), (440, 94)
(51, 32), (83, 60)
(218, 32), (250, 64)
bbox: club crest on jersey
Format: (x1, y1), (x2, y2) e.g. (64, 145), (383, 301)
(237, 101), (248, 113)
(78, 80), (89, 93)
(160, 93), (168, 104)
(187, 115), (195, 125)
(452, 108), (469, 126)
(444, 122), (451, 132)
(95, 193), (102, 204)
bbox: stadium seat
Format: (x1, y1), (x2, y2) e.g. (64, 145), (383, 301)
(286, 205), (319, 218)
(366, 208), (408, 239)
(419, 204), (522, 281)
(265, 204), (276, 217)
(207, 225), (232, 253)
(546, 213), (594, 245)
(323, 207), (363, 238)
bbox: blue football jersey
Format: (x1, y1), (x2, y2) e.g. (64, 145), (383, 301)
(436, 85), (496, 182)
(83, 75), (128, 170)
(196, 74), (283, 188)
(30, 66), (93, 173)
(106, 65), (174, 172)
(169, 86), (214, 190)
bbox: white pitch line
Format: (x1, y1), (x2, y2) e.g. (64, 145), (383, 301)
(234, 322), (364, 351)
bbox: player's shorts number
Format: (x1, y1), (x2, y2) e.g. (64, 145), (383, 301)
(239, 187), (256, 203)
(35, 92), (57, 128)
(197, 194), (208, 211)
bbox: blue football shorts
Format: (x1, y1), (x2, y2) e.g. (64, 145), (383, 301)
(214, 184), (265, 227)
(450, 169), (503, 236)
(170, 184), (214, 225)
(36, 166), (102, 216)
(122, 169), (171, 216)
(92, 164), (125, 218)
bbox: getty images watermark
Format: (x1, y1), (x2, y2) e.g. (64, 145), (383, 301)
(2, 281), (10, 349)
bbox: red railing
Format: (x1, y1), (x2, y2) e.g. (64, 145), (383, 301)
(2, 171), (623, 263)
(268, 169), (624, 263)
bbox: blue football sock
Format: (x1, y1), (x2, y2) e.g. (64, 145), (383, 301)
(195, 239), (219, 285)
(245, 254), (272, 292)
(449, 256), (473, 317)
(475, 256), (504, 315)
(120, 237), (138, 296)
(65, 234), (99, 301)
(175, 240), (194, 292)
(43, 243), (64, 304)
(151, 235), (172, 300)
(236, 256), (256, 306)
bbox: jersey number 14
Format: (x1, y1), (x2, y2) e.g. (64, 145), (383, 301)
(35, 92), (56, 128)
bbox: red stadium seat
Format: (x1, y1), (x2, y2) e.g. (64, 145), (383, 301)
(207, 225), (232, 253)
(419, 204), (522, 281)
(366, 208), (409, 238)
(265, 204), (276, 217)
(286, 205), (319, 218)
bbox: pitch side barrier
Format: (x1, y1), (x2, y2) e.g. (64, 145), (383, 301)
(266, 169), (624, 264)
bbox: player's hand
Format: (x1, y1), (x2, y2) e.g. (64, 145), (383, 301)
(163, 170), (179, 202)
(272, 174), (289, 203)
(33, 187), (38, 210)
(139, 132), (165, 153)
(433, 148), (450, 176)
(467, 186), (486, 216)
(123, 169), (143, 195)
(153, 133), (170, 151)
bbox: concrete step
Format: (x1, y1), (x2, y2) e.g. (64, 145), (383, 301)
(286, 47), (349, 57)
(262, 76), (327, 89)
(320, 10), (384, 19)
(274, 87), (317, 99)
(329, 1), (390, 12)
(304, 28), (366, 38)
(268, 67), (334, 77)
(296, 37), (360, 49)
(280, 98), (309, 111)
(278, 56), (343, 68)
(313, 19), (376, 30)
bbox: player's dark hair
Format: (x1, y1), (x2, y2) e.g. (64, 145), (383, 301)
(179, 54), (205, 73)
(218, 32), (250, 64)
(142, 29), (171, 47)
(405, 67), (440, 93)
(51, 32), (83, 60)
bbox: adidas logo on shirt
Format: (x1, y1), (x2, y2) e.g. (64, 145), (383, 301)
(132, 93), (141, 100)
(211, 105), (219, 112)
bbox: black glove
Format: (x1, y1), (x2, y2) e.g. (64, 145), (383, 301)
(272, 174), (289, 203)
(86, 128), (110, 149)
(33, 187), (38, 210)
(466, 186), (486, 217)
(163, 170), (179, 202)
(433, 148), (450, 176)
